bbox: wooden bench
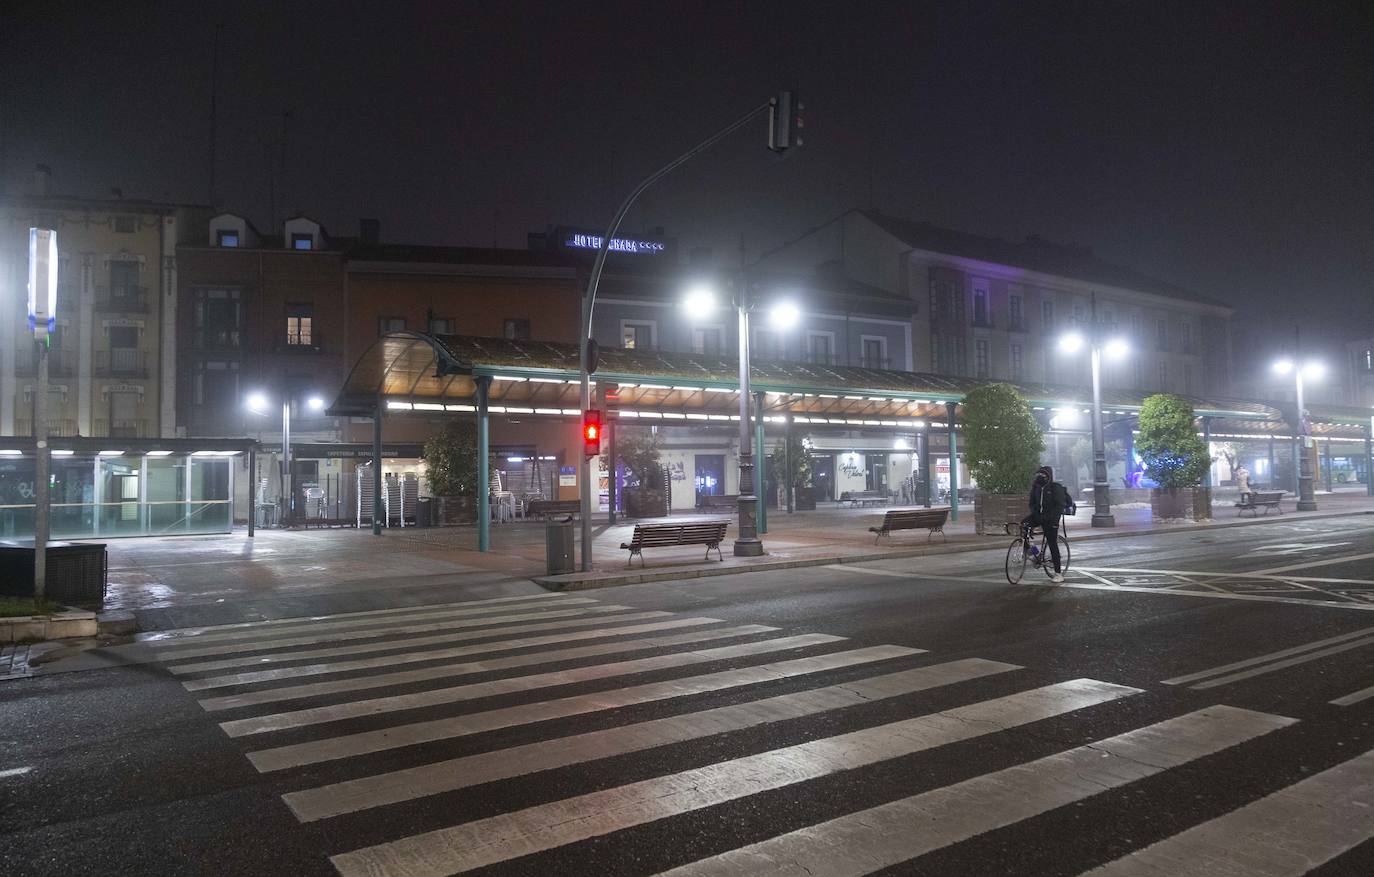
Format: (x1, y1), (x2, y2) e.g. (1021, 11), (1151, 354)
(697, 494), (738, 511)
(868, 507), (950, 543)
(620, 520), (731, 567)
(1235, 490), (1284, 517)
(525, 499), (581, 521)
(841, 490), (889, 508)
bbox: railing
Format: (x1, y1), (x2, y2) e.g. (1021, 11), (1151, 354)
(15, 348), (75, 377)
(94, 419), (150, 438)
(95, 348), (148, 377)
(94, 285), (149, 312)
(858, 357), (892, 370)
(12, 419), (79, 437)
(192, 329), (241, 350)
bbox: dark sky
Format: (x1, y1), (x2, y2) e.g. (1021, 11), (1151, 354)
(3, 1), (1372, 365)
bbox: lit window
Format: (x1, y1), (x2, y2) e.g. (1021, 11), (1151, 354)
(291, 233), (313, 251)
(217, 230), (240, 247)
(622, 323), (653, 350)
(286, 304), (314, 346)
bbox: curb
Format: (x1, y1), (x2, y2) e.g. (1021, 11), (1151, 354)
(533, 508), (1371, 591)
(0, 609), (98, 643)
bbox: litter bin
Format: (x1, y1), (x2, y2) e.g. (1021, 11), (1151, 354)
(415, 497), (433, 528)
(545, 518), (575, 575)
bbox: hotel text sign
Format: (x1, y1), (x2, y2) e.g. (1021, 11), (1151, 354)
(563, 233), (665, 255)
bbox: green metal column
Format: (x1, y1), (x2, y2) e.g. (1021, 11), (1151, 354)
(918, 429), (931, 508)
(372, 400), (383, 536)
(1366, 425), (1373, 498)
(754, 391), (766, 534)
(947, 402), (959, 522)
(476, 376), (491, 552)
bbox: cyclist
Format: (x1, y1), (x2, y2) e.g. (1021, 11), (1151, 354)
(1020, 466), (1075, 583)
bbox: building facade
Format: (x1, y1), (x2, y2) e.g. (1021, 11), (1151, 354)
(1348, 337), (1374, 407)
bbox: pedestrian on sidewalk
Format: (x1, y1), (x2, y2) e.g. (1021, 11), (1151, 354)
(1235, 464), (1252, 506)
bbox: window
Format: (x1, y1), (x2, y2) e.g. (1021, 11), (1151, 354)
(1073, 303), (1085, 324)
(501, 318), (528, 341)
(931, 335), (943, 372)
(193, 288), (241, 349)
(194, 360), (239, 407)
(1009, 295), (1023, 329)
(860, 337), (886, 369)
(286, 303), (314, 346)
(1364, 348), (1374, 371)
(291, 233), (313, 251)
(806, 332), (834, 365)
(1183, 363), (1194, 394)
(378, 316), (406, 335)
(972, 281), (990, 326)
(975, 339), (990, 378)
(1042, 300), (1054, 329)
(692, 327), (724, 355)
(1156, 319), (1168, 351)
(621, 322), (654, 349)
(1181, 322), (1193, 352)
(754, 329), (781, 361)
(1010, 344), (1023, 381)
(1135, 359), (1146, 389)
(430, 317), (456, 335)
(217, 230), (240, 247)
(115, 216), (136, 234)
(1158, 361), (1169, 390)
(109, 260), (140, 297)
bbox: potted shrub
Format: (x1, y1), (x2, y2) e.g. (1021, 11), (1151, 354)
(618, 428), (668, 519)
(422, 420), (483, 524)
(1137, 394), (1212, 521)
(961, 384), (1045, 535)
(768, 433), (815, 512)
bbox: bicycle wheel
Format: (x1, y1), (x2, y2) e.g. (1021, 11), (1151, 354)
(1005, 538), (1027, 584)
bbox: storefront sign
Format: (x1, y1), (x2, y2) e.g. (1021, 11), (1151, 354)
(559, 465), (576, 487)
(562, 232), (665, 255)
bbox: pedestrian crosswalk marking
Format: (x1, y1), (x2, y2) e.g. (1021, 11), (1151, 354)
(247, 645), (919, 773)
(1083, 746), (1374, 876)
(328, 679), (1140, 877)
(659, 705), (1295, 877)
(283, 657), (1020, 822)
(149, 595), (595, 648)
(152, 604), (632, 662)
(1329, 682), (1374, 706)
(182, 615), (726, 691)
(1163, 624), (1374, 687)
(166, 609), (676, 675)
(198, 623), (777, 711)
(143, 591), (567, 642)
(221, 633), (849, 738)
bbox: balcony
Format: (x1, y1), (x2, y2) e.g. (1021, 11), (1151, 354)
(95, 285), (149, 313)
(277, 330), (323, 353)
(96, 348), (149, 378)
(15, 348), (75, 377)
(94, 419), (151, 438)
(192, 328), (242, 352)
(13, 419), (79, 438)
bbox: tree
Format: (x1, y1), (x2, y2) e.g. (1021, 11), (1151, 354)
(1136, 394), (1209, 489)
(616, 428), (662, 486)
(960, 383), (1045, 494)
(768, 433), (814, 489)
(423, 420), (481, 496)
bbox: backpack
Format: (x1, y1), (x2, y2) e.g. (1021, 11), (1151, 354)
(1051, 482), (1076, 515)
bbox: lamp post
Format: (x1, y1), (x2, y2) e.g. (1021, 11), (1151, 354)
(247, 391), (324, 524)
(1272, 358), (1322, 511)
(1059, 295), (1129, 528)
(28, 228), (58, 601)
(683, 283), (799, 557)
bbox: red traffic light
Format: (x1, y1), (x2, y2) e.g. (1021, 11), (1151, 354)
(582, 410), (602, 456)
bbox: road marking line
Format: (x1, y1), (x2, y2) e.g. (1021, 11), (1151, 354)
(1162, 625), (1374, 686)
(183, 616), (724, 690)
(284, 657), (1021, 822)
(329, 679), (1140, 876)
(0, 767), (34, 779)
(150, 598), (599, 649)
(1076, 569), (1118, 587)
(1249, 550), (1374, 577)
(154, 606), (634, 662)
(247, 645), (920, 772)
(1330, 683), (1374, 706)
(166, 610), (674, 675)
(1077, 565), (1374, 586)
(1190, 635), (1374, 690)
(1083, 745), (1374, 876)
(660, 705), (1295, 877)
(221, 633), (848, 738)
(828, 564), (1005, 584)
(141, 592), (568, 642)
(198, 624), (774, 711)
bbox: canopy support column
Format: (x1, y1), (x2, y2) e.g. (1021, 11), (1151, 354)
(1268, 434), (1277, 491)
(476, 376), (491, 552)
(919, 428), (931, 508)
(754, 391), (767, 535)
(247, 447), (256, 538)
(784, 415), (793, 514)
(1366, 425), (1373, 497)
(947, 402), (959, 522)
(372, 399), (383, 536)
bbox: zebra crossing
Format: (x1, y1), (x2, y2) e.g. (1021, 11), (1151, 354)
(143, 590), (1374, 876)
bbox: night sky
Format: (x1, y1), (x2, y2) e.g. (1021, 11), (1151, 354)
(3, 1), (1372, 370)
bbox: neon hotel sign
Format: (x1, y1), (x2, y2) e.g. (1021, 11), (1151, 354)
(563, 233), (665, 255)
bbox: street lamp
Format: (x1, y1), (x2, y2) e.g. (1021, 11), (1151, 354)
(1272, 358), (1322, 510)
(1058, 295), (1128, 528)
(245, 390), (325, 523)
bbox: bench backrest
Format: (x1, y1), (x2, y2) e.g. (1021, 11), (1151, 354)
(882, 507), (949, 526)
(629, 521), (729, 548)
(528, 500), (579, 514)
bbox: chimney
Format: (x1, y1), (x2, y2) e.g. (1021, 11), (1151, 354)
(32, 164), (52, 196)
(359, 218), (380, 244)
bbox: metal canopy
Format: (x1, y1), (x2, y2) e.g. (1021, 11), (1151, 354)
(331, 332), (1368, 436)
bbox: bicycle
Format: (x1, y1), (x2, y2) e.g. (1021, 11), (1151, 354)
(1004, 517), (1071, 584)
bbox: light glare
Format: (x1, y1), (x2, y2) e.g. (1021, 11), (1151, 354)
(1103, 338), (1129, 360)
(769, 300), (801, 329)
(681, 285), (717, 318)
(1058, 331), (1086, 354)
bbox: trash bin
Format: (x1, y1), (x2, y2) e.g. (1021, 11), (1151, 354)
(545, 518), (575, 575)
(416, 497), (433, 528)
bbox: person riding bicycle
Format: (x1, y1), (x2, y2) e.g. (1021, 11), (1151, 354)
(1020, 466), (1075, 583)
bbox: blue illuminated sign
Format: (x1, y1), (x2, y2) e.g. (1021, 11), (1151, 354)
(564, 232), (665, 255)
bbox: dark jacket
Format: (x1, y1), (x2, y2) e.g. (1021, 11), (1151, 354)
(1029, 480), (1072, 521)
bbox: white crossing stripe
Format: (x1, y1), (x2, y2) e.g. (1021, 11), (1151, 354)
(143, 591), (567, 642)
(198, 624), (775, 711)
(284, 657), (1020, 822)
(151, 597), (600, 651)
(1083, 746), (1374, 876)
(154, 605), (632, 662)
(1161, 624), (1374, 686)
(166, 610), (675, 675)
(248, 645), (918, 772)
(183, 615), (725, 691)
(1250, 550), (1374, 576)
(330, 679), (1140, 876)
(1330, 682), (1374, 707)
(222, 633), (848, 738)
(660, 705), (1295, 877)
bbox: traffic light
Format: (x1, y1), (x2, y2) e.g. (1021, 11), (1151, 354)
(768, 91), (804, 153)
(582, 410), (602, 457)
